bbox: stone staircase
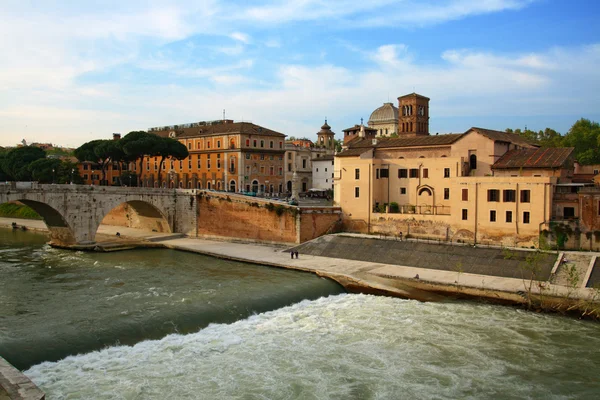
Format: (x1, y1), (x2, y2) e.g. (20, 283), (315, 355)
(552, 252), (593, 288)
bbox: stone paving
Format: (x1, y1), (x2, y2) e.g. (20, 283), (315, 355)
(291, 234), (556, 280)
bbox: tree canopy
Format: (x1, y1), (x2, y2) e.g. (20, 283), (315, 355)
(507, 118), (600, 164)
(1, 146), (46, 181)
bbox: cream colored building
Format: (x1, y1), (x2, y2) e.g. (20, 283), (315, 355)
(334, 95), (575, 246)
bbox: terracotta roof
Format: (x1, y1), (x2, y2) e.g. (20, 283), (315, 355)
(398, 92), (430, 100)
(469, 127), (537, 147)
(492, 147), (574, 169)
(312, 154), (334, 161)
(348, 134), (463, 149)
(150, 121), (285, 138)
(336, 148), (372, 157)
(342, 124), (377, 133)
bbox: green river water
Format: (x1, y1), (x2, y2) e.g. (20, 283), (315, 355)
(1, 228), (600, 399)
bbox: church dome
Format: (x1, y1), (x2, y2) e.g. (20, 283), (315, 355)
(368, 102), (398, 125)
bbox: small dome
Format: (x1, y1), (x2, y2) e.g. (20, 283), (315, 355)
(317, 119), (334, 136)
(368, 103), (398, 125)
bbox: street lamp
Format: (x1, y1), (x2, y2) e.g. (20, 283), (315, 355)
(71, 168), (74, 184)
(52, 168), (55, 184)
(129, 174), (132, 187)
(92, 170), (95, 185)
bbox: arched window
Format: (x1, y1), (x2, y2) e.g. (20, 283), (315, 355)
(230, 140), (235, 149)
(418, 188), (432, 196)
(197, 181), (203, 189)
(469, 154), (477, 170)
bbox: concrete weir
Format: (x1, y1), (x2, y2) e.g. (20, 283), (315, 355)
(0, 357), (44, 400)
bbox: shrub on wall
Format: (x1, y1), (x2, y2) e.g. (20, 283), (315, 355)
(389, 202), (399, 213)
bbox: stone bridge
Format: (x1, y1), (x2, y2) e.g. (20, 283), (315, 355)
(0, 183), (197, 246)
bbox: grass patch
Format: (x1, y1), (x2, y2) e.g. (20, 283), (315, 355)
(0, 203), (43, 220)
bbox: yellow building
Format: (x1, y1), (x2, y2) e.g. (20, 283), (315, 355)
(334, 93), (575, 246)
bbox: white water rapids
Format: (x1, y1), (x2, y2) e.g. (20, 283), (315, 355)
(26, 294), (600, 399)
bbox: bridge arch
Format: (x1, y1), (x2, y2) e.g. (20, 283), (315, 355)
(5, 199), (77, 245)
(98, 200), (172, 238)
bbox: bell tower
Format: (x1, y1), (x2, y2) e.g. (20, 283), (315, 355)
(316, 119), (335, 151)
(398, 93), (430, 137)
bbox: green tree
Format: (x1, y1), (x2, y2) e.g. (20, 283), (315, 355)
(0, 148), (8, 181)
(1, 146), (46, 181)
(74, 140), (111, 184)
(155, 137), (189, 186)
(334, 138), (343, 153)
(563, 119), (600, 164)
(28, 158), (62, 183)
(120, 131), (161, 185)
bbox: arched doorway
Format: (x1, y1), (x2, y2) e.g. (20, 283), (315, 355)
(217, 181), (222, 191)
(207, 181), (212, 190)
(197, 181), (203, 189)
(417, 186), (434, 213)
(229, 180), (236, 192)
(252, 180), (259, 193)
(287, 181), (292, 192)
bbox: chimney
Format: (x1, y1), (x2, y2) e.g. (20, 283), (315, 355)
(113, 133), (121, 140)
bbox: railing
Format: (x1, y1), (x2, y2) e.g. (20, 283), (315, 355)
(373, 204), (451, 215)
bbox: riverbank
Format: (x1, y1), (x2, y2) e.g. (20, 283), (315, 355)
(1, 217), (599, 317)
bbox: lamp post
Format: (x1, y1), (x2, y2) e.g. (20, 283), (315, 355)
(129, 174), (132, 187)
(52, 168), (55, 184)
(92, 170), (95, 185)
(71, 168), (74, 184)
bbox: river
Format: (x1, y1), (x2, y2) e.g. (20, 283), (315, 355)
(2, 228), (600, 399)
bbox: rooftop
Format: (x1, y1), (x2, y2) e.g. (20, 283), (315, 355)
(468, 127), (538, 148)
(149, 121), (285, 138)
(492, 147), (574, 169)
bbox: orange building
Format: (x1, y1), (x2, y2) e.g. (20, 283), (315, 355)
(139, 120), (286, 193)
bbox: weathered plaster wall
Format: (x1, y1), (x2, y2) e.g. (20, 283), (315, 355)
(196, 193), (297, 243)
(342, 212), (541, 248)
(299, 207), (342, 243)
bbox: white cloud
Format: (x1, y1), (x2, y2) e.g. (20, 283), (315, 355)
(236, 0), (536, 26)
(5, 42), (598, 148)
(230, 32), (250, 44)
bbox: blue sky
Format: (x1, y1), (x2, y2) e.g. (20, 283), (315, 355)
(1, 0), (599, 147)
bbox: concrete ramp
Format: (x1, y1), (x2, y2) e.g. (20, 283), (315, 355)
(291, 234), (557, 280)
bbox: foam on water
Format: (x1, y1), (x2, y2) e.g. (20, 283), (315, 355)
(26, 294), (600, 400)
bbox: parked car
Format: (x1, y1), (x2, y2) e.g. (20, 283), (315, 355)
(288, 198), (299, 206)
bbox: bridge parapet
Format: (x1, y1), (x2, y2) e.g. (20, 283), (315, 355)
(0, 184), (198, 246)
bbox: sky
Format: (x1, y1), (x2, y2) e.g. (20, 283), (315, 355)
(1, 0), (599, 148)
